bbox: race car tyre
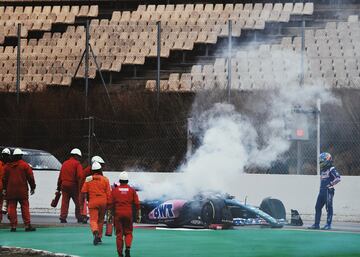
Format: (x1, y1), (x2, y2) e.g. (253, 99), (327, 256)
(260, 197), (286, 220)
(201, 201), (215, 227)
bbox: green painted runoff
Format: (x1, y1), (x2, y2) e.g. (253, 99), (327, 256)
(1, 227), (360, 257)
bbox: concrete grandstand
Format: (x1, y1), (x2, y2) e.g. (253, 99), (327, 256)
(1, 1), (357, 92)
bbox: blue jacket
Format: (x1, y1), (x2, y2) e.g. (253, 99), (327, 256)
(320, 166), (341, 191)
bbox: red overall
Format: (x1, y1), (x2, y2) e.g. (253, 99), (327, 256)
(0, 160), (5, 222)
(111, 184), (140, 256)
(81, 174), (111, 238)
(57, 157), (83, 220)
(79, 165), (91, 195)
(3, 160), (36, 228)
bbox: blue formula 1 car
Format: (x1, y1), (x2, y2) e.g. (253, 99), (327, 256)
(139, 192), (286, 229)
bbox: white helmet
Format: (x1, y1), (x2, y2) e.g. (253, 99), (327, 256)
(91, 161), (102, 171)
(13, 148), (23, 155)
(70, 148), (82, 157)
(91, 155), (105, 164)
(119, 171), (129, 181)
(1, 148), (11, 155)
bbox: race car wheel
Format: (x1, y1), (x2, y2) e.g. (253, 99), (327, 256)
(201, 201), (215, 227)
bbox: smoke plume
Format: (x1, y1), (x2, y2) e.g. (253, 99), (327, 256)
(137, 48), (340, 200)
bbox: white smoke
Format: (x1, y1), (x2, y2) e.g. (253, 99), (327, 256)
(136, 47), (340, 200)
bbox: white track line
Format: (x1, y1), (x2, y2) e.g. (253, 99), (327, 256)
(281, 228), (360, 234)
(155, 227), (211, 231)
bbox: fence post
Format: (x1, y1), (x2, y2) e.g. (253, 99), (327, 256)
(186, 118), (193, 159)
(156, 21), (161, 111)
(296, 141), (302, 174)
(88, 116), (94, 165)
(16, 23), (21, 105)
(316, 99), (321, 175)
(300, 18), (305, 87)
(15, 24), (21, 145)
(227, 20), (232, 102)
(85, 20), (90, 116)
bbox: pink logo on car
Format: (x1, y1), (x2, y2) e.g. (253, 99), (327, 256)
(149, 200), (187, 220)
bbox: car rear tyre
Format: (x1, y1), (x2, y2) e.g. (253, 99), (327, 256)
(201, 201), (215, 227)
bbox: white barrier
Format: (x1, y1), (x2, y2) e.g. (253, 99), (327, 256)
(30, 171), (360, 222)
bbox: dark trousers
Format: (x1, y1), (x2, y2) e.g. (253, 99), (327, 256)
(315, 189), (334, 226)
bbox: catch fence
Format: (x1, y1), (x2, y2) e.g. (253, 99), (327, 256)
(0, 117), (188, 171)
(0, 116), (359, 175)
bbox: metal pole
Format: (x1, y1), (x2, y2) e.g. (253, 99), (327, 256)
(296, 141), (302, 174)
(16, 23), (21, 105)
(89, 44), (115, 115)
(300, 18), (305, 87)
(15, 24), (21, 147)
(88, 116), (93, 165)
(316, 99), (321, 175)
(85, 20), (90, 116)
(227, 20), (232, 102)
(156, 21), (161, 111)
(74, 50), (86, 78)
(186, 118), (193, 159)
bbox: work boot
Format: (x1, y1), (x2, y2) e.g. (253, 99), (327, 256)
(60, 218), (67, 223)
(93, 231), (100, 246)
(322, 224), (331, 230)
(10, 227), (16, 232)
(308, 224), (320, 230)
(25, 225), (36, 232)
(125, 248), (131, 257)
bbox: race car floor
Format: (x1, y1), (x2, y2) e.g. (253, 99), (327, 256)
(1, 226), (360, 257)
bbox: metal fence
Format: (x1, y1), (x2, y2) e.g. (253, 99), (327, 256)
(0, 117), (188, 171)
(92, 117), (187, 171)
(264, 118), (360, 175)
(0, 116), (360, 174)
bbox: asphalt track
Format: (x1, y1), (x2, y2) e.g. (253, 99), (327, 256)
(1, 215), (360, 257)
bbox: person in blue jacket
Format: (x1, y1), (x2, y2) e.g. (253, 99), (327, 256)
(309, 152), (341, 230)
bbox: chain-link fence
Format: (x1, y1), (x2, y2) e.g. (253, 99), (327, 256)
(321, 121), (360, 176)
(0, 115), (360, 174)
(92, 117), (187, 171)
(0, 117), (90, 167)
(257, 117), (360, 175)
(0, 117), (188, 172)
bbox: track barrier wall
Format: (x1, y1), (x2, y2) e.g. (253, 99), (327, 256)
(30, 172), (360, 222)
